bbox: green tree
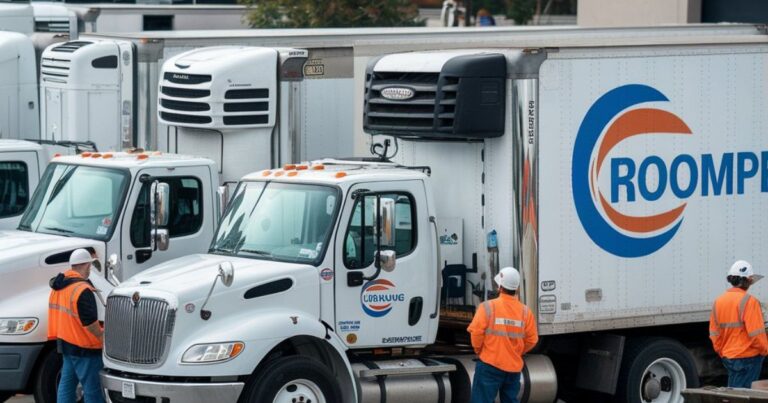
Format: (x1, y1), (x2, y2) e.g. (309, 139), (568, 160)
(241, 0), (425, 28)
(507, 0), (536, 25)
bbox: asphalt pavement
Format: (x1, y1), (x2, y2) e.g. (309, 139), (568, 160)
(8, 396), (32, 402)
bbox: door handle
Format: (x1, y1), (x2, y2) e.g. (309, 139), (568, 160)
(347, 271), (364, 287)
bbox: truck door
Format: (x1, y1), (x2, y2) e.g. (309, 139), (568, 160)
(334, 180), (435, 348)
(118, 165), (214, 280)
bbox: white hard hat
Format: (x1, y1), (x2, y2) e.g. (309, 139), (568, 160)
(69, 249), (95, 267)
(728, 260), (754, 278)
(494, 267), (520, 290)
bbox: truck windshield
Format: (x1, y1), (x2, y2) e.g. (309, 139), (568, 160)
(210, 181), (339, 265)
(18, 164), (129, 241)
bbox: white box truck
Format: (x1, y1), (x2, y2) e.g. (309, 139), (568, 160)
(99, 32), (768, 403)
(0, 150), (223, 403)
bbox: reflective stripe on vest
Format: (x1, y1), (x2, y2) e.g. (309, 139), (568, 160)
(483, 299), (527, 340)
(712, 294), (753, 330)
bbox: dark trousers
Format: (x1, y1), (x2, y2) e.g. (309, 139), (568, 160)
(471, 361), (521, 403)
(722, 355), (764, 388)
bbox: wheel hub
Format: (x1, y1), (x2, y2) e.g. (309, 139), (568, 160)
(274, 379), (326, 403)
(643, 378), (661, 400)
(639, 357), (687, 403)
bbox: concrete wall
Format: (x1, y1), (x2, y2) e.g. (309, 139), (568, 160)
(578, 0), (701, 26)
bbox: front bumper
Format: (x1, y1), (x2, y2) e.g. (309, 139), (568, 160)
(100, 370), (245, 403)
(0, 343), (44, 391)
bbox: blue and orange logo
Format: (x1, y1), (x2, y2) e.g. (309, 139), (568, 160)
(360, 279), (405, 317)
(572, 84), (692, 258)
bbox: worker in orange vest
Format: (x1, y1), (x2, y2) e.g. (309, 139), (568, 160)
(48, 249), (104, 403)
(709, 260), (768, 388)
(467, 267), (538, 403)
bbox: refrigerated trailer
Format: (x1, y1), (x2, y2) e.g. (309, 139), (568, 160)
(98, 32), (768, 403)
(73, 24), (768, 154)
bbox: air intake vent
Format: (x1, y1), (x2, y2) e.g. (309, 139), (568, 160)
(160, 112), (212, 125)
(225, 88), (269, 99)
(161, 86), (210, 99)
(51, 41), (92, 53)
(41, 57), (71, 83)
(223, 115), (269, 125)
(363, 53), (507, 139)
(223, 101), (268, 112)
(160, 98), (210, 112)
(163, 72), (212, 85)
(35, 19), (70, 33)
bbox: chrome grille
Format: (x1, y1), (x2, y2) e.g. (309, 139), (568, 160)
(105, 295), (175, 365)
(364, 72), (440, 132)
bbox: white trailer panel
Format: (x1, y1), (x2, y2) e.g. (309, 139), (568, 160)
(537, 44), (768, 334)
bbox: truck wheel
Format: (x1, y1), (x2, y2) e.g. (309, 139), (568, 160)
(33, 349), (61, 403)
(615, 338), (699, 403)
(33, 349), (84, 403)
(240, 356), (341, 403)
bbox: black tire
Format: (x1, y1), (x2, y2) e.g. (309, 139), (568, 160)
(239, 356), (341, 403)
(0, 392), (14, 402)
(33, 349), (61, 403)
(615, 337), (699, 403)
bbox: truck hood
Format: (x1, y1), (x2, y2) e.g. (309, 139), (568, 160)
(116, 253), (319, 307)
(0, 230), (107, 343)
(105, 253), (324, 377)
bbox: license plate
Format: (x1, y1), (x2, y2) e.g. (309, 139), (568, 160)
(122, 381), (136, 399)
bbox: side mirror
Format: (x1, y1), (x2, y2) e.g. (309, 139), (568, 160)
(106, 253), (121, 286)
(150, 181), (171, 252)
(378, 198), (396, 248)
(218, 262), (234, 287)
(378, 250), (396, 272)
(200, 262), (235, 320)
(155, 228), (170, 252)
(155, 182), (170, 227)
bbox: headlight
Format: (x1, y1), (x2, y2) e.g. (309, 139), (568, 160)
(181, 342), (244, 364)
(0, 318), (38, 335)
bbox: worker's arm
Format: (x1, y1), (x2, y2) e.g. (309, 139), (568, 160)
(77, 289), (104, 341)
(708, 308), (723, 356)
(743, 297), (768, 356)
(523, 308), (538, 354)
(467, 303), (488, 355)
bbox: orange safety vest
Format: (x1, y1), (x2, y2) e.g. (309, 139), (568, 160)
(467, 293), (538, 372)
(709, 287), (768, 359)
(48, 270), (102, 350)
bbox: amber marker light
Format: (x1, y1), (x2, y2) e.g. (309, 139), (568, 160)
(335, 172), (347, 178)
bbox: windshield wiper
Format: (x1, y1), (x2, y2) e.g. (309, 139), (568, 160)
(210, 246), (234, 254)
(46, 166), (77, 206)
(237, 248), (274, 258)
(44, 226), (74, 234)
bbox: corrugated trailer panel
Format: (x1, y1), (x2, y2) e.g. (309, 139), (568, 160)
(537, 44), (768, 335)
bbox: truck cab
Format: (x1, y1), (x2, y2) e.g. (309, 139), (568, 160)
(0, 140), (44, 230)
(101, 160), (451, 403)
(0, 151), (219, 402)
